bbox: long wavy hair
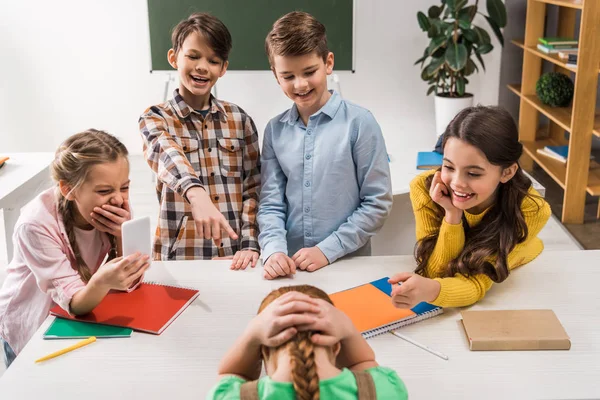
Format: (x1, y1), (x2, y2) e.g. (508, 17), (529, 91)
(51, 129), (129, 282)
(258, 285), (334, 400)
(415, 106), (539, 283)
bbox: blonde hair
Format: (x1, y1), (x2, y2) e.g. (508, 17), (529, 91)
(258, 285), (334, 400)
(265, 11), (329, 69)
(51, 129), (129, 282)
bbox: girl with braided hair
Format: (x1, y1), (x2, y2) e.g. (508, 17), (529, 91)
(208, 285), (407, 399)
(0, 130), (150, 368)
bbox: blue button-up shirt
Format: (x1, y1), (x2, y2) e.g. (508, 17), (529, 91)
(258, 91), (392, 263)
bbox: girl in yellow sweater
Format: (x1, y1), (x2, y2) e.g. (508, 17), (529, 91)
(389, 106), (550, 308)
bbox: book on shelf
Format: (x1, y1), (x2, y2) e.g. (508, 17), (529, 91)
(538, 37), (578, 46)
(566, 62), (577, 68)
(536, 145), (595, 164)
(537, 43), (577, 54)
(558, 49), (578, 59)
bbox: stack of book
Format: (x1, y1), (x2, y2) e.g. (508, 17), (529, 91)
(537, 37), (578, 55)
(566, 54), (578, 68)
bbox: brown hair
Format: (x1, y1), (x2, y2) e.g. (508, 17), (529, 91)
(258, 285), (334, 400)
(265, 11), (329, 68)
(171, 12), (232, 62)
(51, 129), (129, 282)
(415, 106), (541, 283)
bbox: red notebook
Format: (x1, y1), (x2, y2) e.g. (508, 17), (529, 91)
(50, 282), (199, 334)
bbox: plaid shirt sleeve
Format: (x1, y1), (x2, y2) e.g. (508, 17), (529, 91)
(240, 115), (261, 251)
(139, 107), (203, 199)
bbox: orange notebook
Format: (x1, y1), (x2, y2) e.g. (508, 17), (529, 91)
(330, 277), (443, 338)
(50, 282), (199, 334)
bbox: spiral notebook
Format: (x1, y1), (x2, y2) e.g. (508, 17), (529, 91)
(330, 277), (443, 338)
(50, 282), (199, 335)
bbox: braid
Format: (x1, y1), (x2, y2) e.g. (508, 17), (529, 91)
(57, 191), (92, 282)
(289, 332), (320, 400)
(107, 234), (118, 261)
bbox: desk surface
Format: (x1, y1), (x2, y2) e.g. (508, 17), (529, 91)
(0, 251), (599, 399)
(0, 152), (54, 204)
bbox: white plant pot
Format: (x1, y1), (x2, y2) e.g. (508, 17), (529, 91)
(434, 94), (474, 136)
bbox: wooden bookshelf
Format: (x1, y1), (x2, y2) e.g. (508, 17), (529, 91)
(534, 0), (583, 10)
(512, 0), (600, 223)
(507, 84), (600, 138)
(521, 139), (600, 196)
(511, 39), (600, 74)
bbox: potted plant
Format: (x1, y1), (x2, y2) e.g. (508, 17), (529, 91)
(416, 0), (507, 136)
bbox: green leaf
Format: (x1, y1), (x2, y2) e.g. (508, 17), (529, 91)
(463, 29), (479, 43)
(457, 77), (466, 96)
(473, 26), (491, 44)
(417, 12), (431, 31)
(427, 85), (437, 96)
(459, 19), (471, 30)
(446, 43), (468, 71)
(484, 15), (504, 46)
(455, 0), (468, 11)
(421, 67), (432, 81)
(487, 0), (507, 28)
(446, 0), (455, 8)
(475, 51), (486, 71)
(432, 46), (446, 58)
(428, 5), (442, 18)
(426, 57), (446, 76)
(428, 36), (447, 55)
(428, 24), (439, 38)
(414, 54), (428, 66)
(459, 5), (478, 22)
(477, 43), (494, 54)
(465, 58), (477, 75)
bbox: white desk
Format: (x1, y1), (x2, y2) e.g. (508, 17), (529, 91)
(0, 251), (598, 399)
(0, 153), (54, 262)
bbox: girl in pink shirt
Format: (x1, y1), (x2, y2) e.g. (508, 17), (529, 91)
(0, 130), (150, 367)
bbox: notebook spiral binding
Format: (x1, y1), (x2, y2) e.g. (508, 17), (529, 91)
(143, 281), (198, 291)
(363, 307), (444, 339)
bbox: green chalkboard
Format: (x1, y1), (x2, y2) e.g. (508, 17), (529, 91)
(147, 0), (354, 71)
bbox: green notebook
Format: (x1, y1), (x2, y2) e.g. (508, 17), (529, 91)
(44, 318), (133, 339)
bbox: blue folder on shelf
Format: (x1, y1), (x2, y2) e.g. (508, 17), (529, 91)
(416, 151), (443, 170)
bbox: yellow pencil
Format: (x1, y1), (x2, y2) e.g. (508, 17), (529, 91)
(35, 336), (96, 363)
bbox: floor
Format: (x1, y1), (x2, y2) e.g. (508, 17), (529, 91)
(0, 155), (584, 379)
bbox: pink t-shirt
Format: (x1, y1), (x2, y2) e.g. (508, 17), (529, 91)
(0, 188), (111, 354)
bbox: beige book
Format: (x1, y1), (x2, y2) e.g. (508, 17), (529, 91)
(460, 310), (571, 351)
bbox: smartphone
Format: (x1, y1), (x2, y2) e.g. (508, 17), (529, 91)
(121, 216), (152, 259)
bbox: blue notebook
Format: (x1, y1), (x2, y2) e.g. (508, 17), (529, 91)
(545, 145), (569, 160)
(416, 151), (443, 170)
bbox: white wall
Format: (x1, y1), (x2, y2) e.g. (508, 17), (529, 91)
(0, 0), (502, 157)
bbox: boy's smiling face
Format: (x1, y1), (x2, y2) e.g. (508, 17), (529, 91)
(272, 51), (334, 123)
(168, 31), (228, 110)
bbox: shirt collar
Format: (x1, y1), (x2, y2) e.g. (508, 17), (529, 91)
(171, 89), (227, 120)
(279, 90), (342, 125)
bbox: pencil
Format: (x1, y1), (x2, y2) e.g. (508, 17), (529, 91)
(390, 331), (448, 360)
(35, 336), (97, 363)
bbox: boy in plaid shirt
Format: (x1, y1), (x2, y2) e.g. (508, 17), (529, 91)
(139, 13), (260, 268)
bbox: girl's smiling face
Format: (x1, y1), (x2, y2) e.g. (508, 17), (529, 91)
(441, 137), (515, 214)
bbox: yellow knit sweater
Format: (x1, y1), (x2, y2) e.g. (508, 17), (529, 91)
(410, 170), (551, 308)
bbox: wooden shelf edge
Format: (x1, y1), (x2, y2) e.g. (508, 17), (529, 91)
(533, 0), (583, 10)
(507, 84), (572, 132)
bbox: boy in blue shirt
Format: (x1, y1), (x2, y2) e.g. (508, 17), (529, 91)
(258, 11), (392, 279)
